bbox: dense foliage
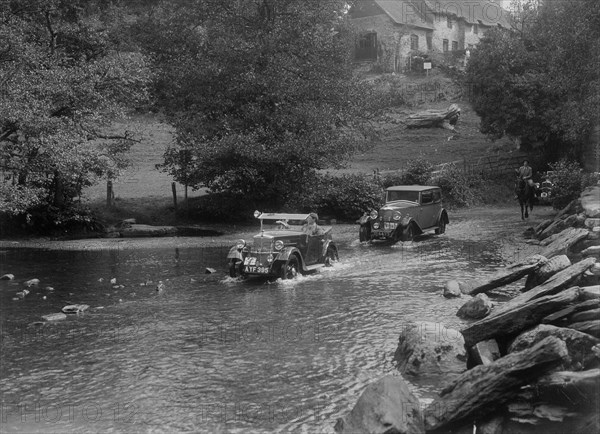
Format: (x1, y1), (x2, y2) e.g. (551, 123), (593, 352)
(466, 0), (600, 158)
(0, 0), (150, 225)
(548, 159), (598, 210)
(137, 0), (378, 208)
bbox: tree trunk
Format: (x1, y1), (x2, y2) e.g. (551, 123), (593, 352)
(461, 287), (581, 347)
(540, 228), (590, 258)
(461, 254), (546, 296)
(497, 258), (596, 315)
(406, 104), (461, 129)
(423, 336), (569, 432)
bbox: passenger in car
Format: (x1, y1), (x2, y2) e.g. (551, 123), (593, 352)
(302, 212), (323, 236)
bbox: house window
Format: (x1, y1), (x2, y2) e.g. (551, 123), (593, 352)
(473, 24), (478, 34)
(356, 32), (377, 61)
(426, 35), (432, 50)
(410, 34), (419, 50)
(443, 39), (449, 52)
(452, 41), (458, 51)
(447, 17), (452, 28)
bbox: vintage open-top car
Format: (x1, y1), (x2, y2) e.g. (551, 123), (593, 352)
(227, 211), (338, 279)
(358, 185), (449, 243)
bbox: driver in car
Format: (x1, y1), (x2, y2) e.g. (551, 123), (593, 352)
(302, 212), (323, 236)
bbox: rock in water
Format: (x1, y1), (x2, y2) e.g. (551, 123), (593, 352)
(25, 278), (40, 287)
(443, 280), (462, 298)
(393, 321), (467, 381)
(334, 375), (424, 434)
(156, 281), (165, 292)
(0, 273), (15, 280)
(456, 294), (493, 319)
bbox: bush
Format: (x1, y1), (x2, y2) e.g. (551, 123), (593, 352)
(549, 159), (588, 210)
(285, 173), (384, 221)
(431, 163), (479, 208)
(397, 158), (434, 186)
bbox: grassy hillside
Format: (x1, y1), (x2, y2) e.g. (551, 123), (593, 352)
(84, 72), (517, 225)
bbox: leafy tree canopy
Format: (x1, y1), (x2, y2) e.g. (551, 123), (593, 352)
(138, 0), (378, 207)
(0, 0), (150, 216)
(466, 0), (599, 158)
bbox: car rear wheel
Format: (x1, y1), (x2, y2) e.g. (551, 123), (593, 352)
(402, 224), (415, 242)
(280, 255), (299, 280)
(435, 218), (446, 235)
(359, 226), (369, 242)
(324, 246), (338, 266)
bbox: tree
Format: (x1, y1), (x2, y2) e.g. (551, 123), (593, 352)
(137, 0), (376, 207)
(0, 0), (150, 220)
(466, 0), (600, 159)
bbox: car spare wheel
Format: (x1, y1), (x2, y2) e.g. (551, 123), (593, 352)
(280, 255), (299, 280)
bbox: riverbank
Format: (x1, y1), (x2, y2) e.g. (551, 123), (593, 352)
(335, 186), (600, 433)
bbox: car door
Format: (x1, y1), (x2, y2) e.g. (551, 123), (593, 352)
(305, 234), (324, 265)
(420, 190), (437, 228)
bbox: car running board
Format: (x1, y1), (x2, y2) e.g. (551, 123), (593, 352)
(304, 264), (324, 271)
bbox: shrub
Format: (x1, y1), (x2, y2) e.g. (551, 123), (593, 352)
(400, 158), (434, 185)
(548, 159), (587, 209)
(285, 173), (384, 221)
(431, 163), (478, 208)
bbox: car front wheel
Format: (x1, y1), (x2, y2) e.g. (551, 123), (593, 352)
(280, 255), (300, 280)
(229, 259), (240, 278)
(435, 219), (446, 235)
(402, 224), (415, 242)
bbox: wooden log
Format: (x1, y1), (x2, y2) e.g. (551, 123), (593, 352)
(496, 258), (596, 315)
(462, 254), (547, 296)
(524, 255), (571, 291)
(581, 285), (600, 300)
(406, 104), (460, 129)
(568, 308), (600, 323)
(423, 336), (568, 432)
(535, 369), (600, 406)
(566, 320), (600, 338)
(468, 339), (501, 367)
(542, 299), (600, 324)
(540, 228), (590, 258)
(461, 287), (581, 347)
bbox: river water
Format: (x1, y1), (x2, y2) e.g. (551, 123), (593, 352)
(0, 207), (548, 433)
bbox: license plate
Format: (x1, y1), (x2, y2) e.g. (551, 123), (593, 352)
(244, 266), (269, 274)
(384, 222), (397, 230)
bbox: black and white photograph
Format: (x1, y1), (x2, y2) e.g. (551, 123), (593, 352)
(1, 0), (599, 432)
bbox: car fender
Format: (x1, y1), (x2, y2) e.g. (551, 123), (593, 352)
(227, 246), (244, 260)
(276, 247), (303, 264)
(400, 216), (422, 233)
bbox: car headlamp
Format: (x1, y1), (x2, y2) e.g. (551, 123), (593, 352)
(274, 240), (284, 250)
(369, 210), (378, 219)
(393, 211), (401, 220)
(236, 239), (246, 249)
(373, 222), (380, 229)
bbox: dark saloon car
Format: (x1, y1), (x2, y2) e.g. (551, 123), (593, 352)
(358, 185), (449, 243)
(227, 212), (338, 280)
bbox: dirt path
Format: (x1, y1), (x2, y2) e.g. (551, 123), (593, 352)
(1, 205), (555, 263)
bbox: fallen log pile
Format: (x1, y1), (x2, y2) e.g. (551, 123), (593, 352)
(405, 104), (461, 130)
(335, 186), (600, 434)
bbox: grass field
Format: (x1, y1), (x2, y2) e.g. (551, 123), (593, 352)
(84, 72), (518, 225)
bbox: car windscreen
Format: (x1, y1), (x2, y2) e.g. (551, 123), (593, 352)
(387, 190), (419, 202)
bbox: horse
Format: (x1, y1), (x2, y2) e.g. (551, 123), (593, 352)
(515, 177), (536, 220)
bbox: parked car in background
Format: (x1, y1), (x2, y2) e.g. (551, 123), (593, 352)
(227, 212), (338, 280)
(358, 185), (449, 243)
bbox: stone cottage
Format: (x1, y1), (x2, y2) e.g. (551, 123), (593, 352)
(350, 0), (511, 72)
